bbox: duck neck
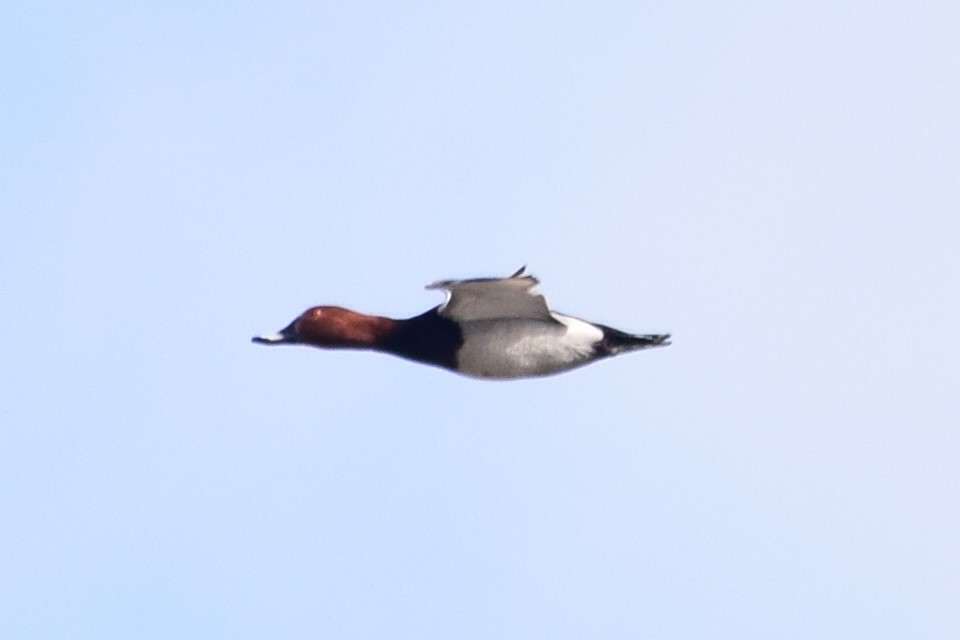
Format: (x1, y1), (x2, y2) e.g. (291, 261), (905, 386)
(380, 309), (463, 370)
(340, 314), (400, 350)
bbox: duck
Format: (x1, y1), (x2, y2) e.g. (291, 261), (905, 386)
(252, 267), (670, 379)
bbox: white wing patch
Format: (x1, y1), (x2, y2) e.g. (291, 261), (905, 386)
(435, 287), (453, 312)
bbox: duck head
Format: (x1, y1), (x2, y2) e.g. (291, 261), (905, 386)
(252, 306), (395, 350)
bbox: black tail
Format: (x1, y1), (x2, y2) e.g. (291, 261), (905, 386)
(599, 326), (671, 355)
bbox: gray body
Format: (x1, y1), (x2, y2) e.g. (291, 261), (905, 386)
(454, 316), (601, 379)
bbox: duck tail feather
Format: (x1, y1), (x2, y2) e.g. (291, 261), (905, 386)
(601, 328), (671, 354)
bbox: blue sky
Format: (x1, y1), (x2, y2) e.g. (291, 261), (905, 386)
(3, 2), (959, 638)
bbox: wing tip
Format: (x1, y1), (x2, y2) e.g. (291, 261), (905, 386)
(427, 265), (533, 290)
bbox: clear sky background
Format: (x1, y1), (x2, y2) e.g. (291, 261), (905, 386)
(3, 2), (959, 638)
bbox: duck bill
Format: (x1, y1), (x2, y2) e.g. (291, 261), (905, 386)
(252, 320), (299, 345)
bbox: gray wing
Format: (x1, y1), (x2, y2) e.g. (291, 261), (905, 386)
(426, 266), (559, 323)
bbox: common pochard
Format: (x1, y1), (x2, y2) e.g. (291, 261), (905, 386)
(253, 267), (670, 379)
